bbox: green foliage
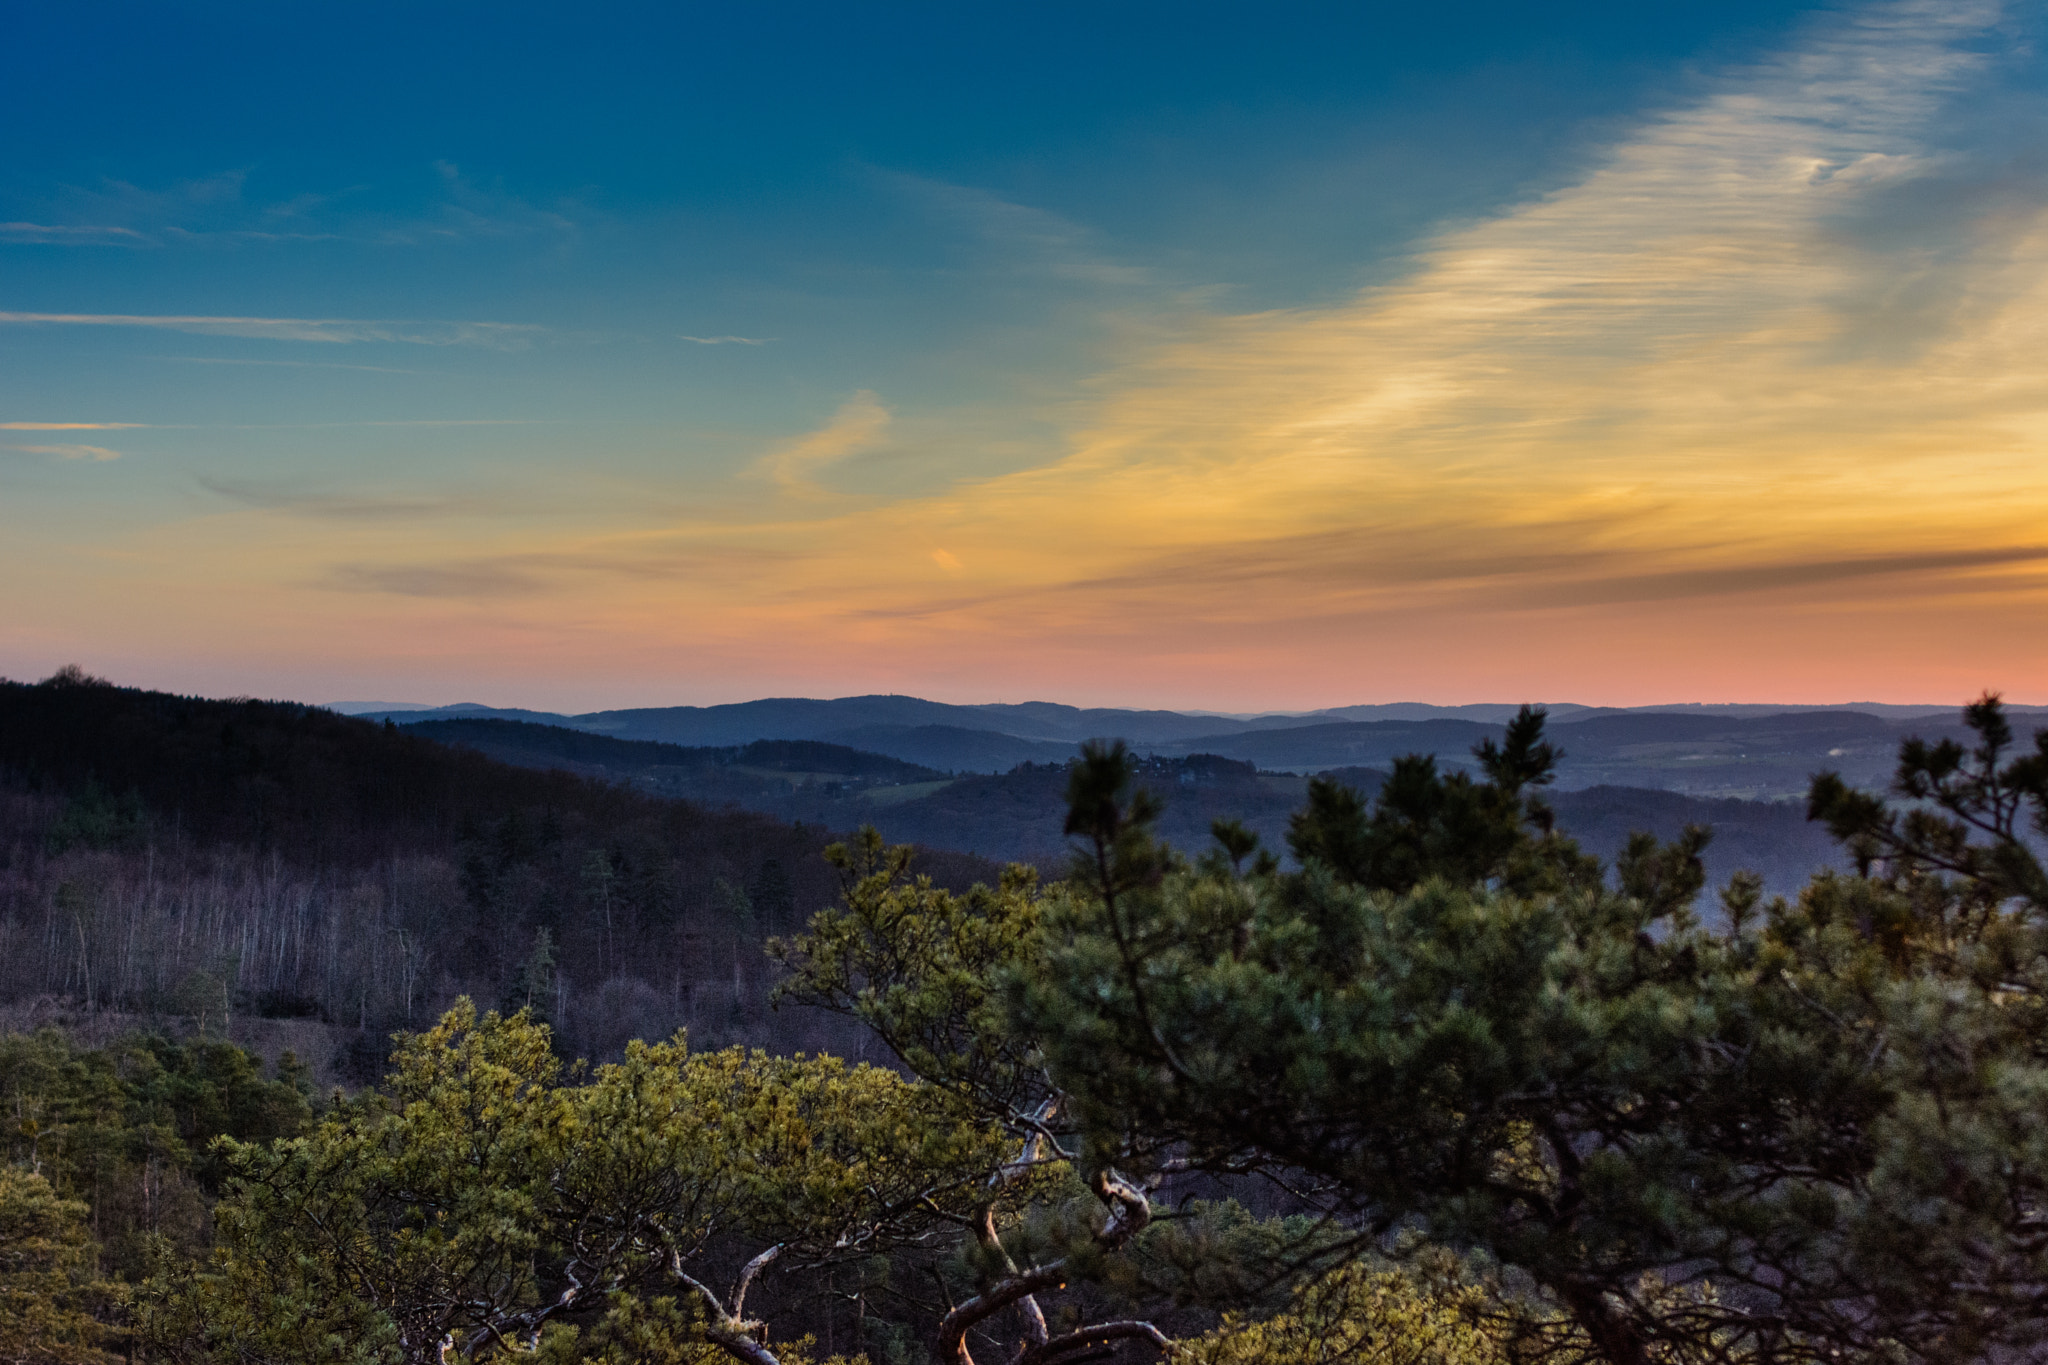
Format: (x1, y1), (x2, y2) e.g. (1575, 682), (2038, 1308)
(776, 818), (1396, 1365)
(1285, 705), (1594, 896)
(503, 927), (561, 1028)
(773, 829), (1047, 1125)
(516, 1294), (861, 1365)
(149, 1000), (1011, 1365)
(27, 687), (2048, 1365)
(519, 1296), (726, 1365)
(1202, 819), (1270, 879)
(1808, 688), (2048, 926)
(1180, 1258), (1509, 1365)
(0, 1166), (124, 1364)
(0, 1029), (310, 1279)
(45, 779), (147, 855)
(1009, 699), (2048, 1364)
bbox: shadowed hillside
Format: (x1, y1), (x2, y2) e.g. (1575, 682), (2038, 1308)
(0, 674), (997, 1076)
(421, 717), (1847, 897)
(363, 694), (2047, 795)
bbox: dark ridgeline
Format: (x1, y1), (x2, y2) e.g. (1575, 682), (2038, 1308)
(0, 672), (1895, 1085)
(414, 716), (1851, 899)
(402, 717), (951, 802)
(357, 693), (2048, 797)
(0, 672), (998, 1076)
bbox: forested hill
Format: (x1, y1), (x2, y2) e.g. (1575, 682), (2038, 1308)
(2, 674), (658, 862)
(404, 718), (946, 802)
(0, 674), (1871, 1083)
(358, 693), (2048, 798)
(428, 716), (1848, 897)
(0, 674), (996, 1075)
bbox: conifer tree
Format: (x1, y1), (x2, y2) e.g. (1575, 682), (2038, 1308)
(148, 1001), (1015, 1365)
(503, 927), (559, 1027)
(1010, 699), (2048, 1365)
(0, 1166), (121, 1364)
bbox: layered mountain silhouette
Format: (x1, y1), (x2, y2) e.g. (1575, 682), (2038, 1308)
(347, 694), (2046, 801)
(402, 717), (1857, 897)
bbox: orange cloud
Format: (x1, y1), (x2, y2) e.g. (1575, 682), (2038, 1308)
(636, 0), (2047, 703)
(753, 392), (892, 497)
(12, 1), (2047, 709)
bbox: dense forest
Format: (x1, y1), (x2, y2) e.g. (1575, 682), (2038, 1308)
(8, 672), (2048, 1365)
(0, 671), (997, 1077)
(0, 669), (1892, 1097)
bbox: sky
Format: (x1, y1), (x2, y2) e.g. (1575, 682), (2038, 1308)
(4, 0), (2046, 712)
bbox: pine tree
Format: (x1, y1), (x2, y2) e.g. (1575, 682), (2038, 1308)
(502, 926), (558, 1028)
(1009, 700), (2048, 1365)
(0, 1166), (122, 1364)
(148, 1001), (1013, 1365)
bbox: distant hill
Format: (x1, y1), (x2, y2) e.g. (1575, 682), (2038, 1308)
(7, 677), (1998, 1079)
(1138, 707), (2042, 800)
(356, 694), (1342, 750)
(855, 755), (1313, 873)
(1152, 719), (1500, 775)
(352, 694), (2044, 797)
(813, 724), (1078, 772)
(422, 716), (1847, 899)
(0, 678), (997, 1074)
(404, 719), (947, 794)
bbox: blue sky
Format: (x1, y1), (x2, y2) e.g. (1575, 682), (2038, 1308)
(6, 2), (2046, 709)
(6, 3), (1813, 402)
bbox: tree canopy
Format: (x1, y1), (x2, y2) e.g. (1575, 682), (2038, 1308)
(17, 693), (2048, 1365)
(1004, 698), (2048, 1365)
(147, 1000), (1028, 1365)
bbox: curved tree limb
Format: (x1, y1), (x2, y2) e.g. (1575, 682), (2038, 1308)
(1017, 1320), (1174, 1365)
(729, 1244), (783, 1322)
(939, 1165), (1158, 1364)
(668, 1249), (785, 1365)
(938, 1263), (1070, 1365)
(978, 1204), (1050, 1350)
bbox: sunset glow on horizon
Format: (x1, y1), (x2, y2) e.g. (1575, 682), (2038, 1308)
(5, 1), (2046, 712)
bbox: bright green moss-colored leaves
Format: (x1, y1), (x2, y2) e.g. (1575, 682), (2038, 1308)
(0, 1166), (124, 1365)
(149, 1002), (1011, 1365)
(1180, 1259), (1511, 1365)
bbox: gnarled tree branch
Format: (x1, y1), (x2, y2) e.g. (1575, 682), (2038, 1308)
(1017, 1320), (1173, 1365)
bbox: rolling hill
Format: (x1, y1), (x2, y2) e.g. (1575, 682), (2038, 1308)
(351, 694), (2045, 799)
(416, 716), (1850, 897)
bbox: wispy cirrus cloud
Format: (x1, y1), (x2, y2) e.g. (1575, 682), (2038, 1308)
(32, 1), (2048, 707)
(678, 335), (768, 346)
(221, 419), (541, 429)
(389, 161), (581, 247)
(323, 541), (795, 599)
(881, 171), (1154, 287)
(329, 561), (547, 599)
(6, 166), (582, 250)
(197, 476), (491, 520)
(162, 356), (439, 374)
(753, 391), (892, 494)
(0, 311), (543, 346)
(841, 2), (2034, 583)
(0, 421), (145, 430)
(5, 443), (122, 461)
(1014, 535), (2048, 619)
(6, 416), (536, 433)
(640, 0), (2048, 699)
(0, 222), (150, 245)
